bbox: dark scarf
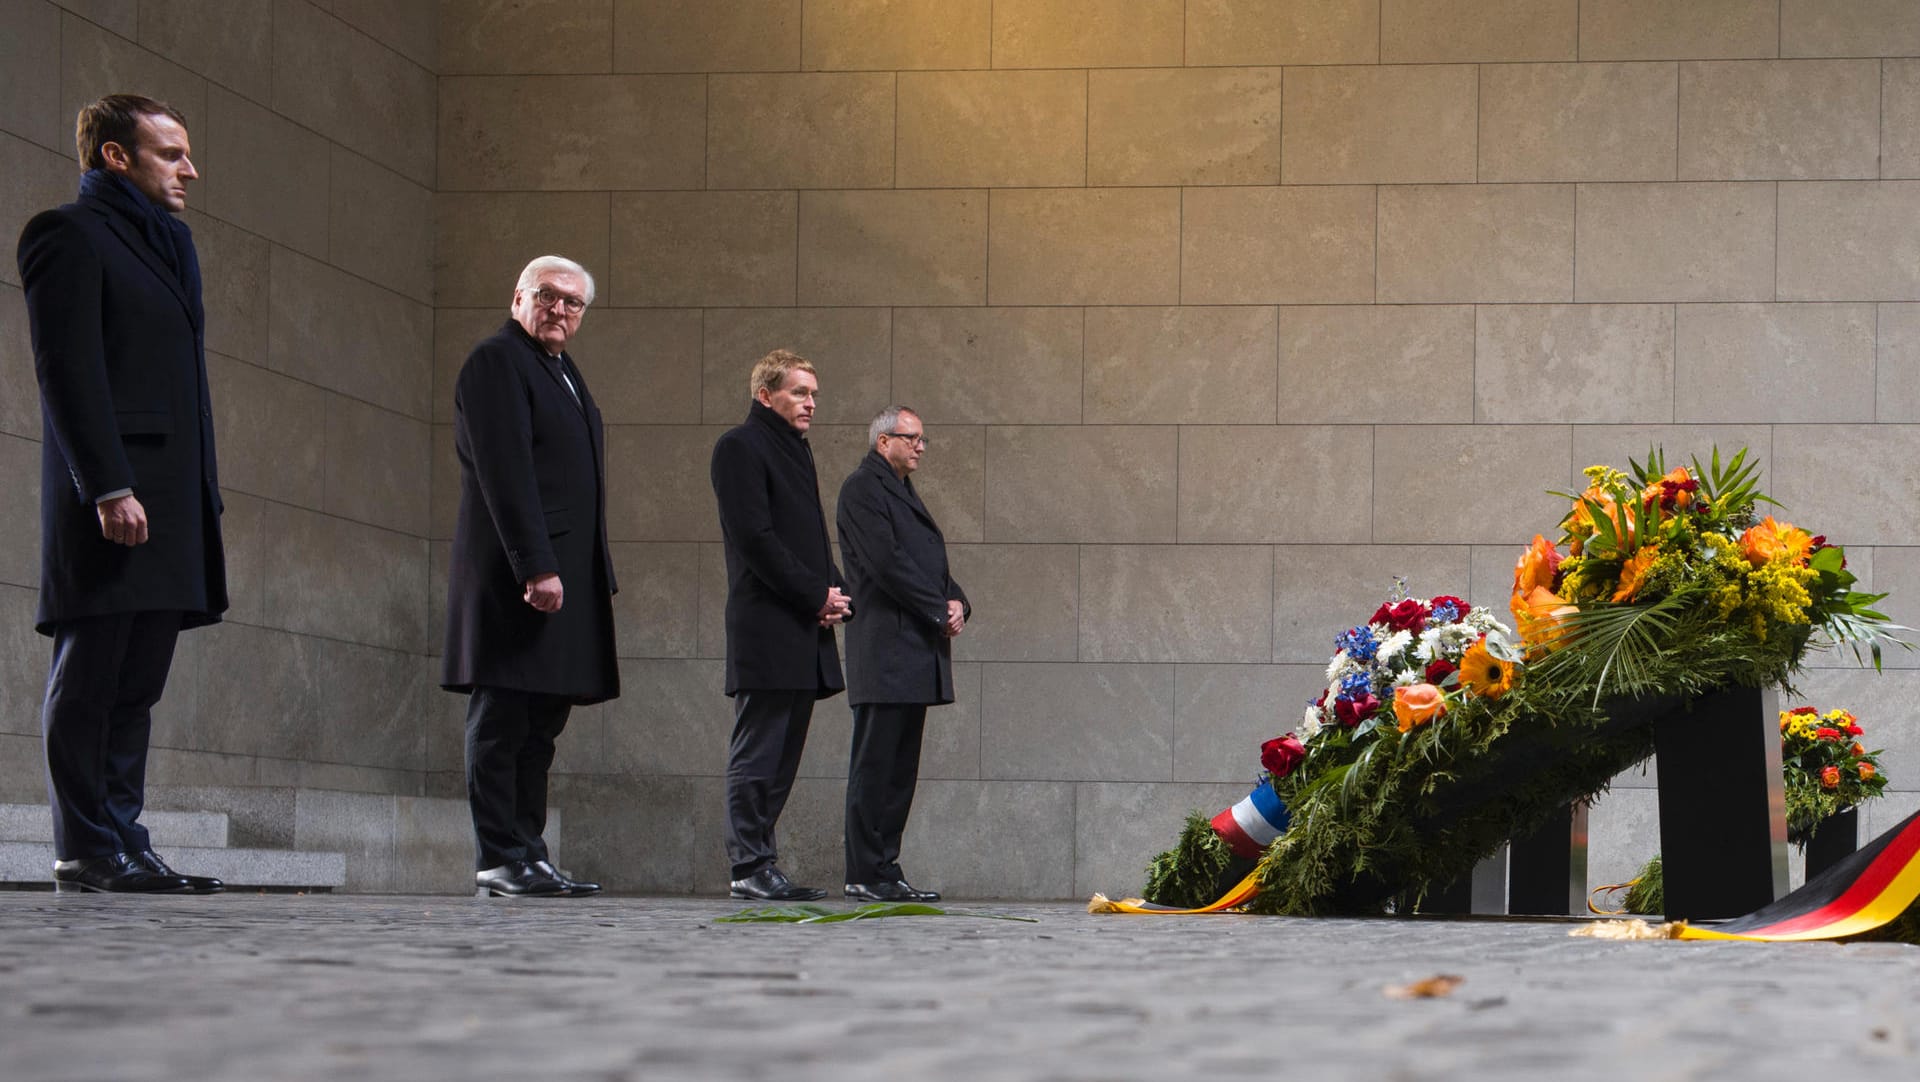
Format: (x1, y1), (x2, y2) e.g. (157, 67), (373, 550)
(77, 168), (200, 306)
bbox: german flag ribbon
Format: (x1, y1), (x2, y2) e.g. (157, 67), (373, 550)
(1087, 871), (1261, 915)
(1677, 807), (1920, 942)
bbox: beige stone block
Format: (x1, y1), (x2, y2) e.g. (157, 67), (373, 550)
(892, 307), (1081, 426)
(944, 544), (1077, 663)
(1379, 184), (1575, 303)
(702, 308), (890, 427)
(609, 191), (796, 307)
(260, 502), (428, 654)
(706, 72), (893, 189)
(1782, 0), (1920, 58)
(207, 352), (325, 507)
(50, 0), (133, 36)
(981, 663), (1173, 781)
(1568, 424), (1775, 490)
(612, 0), (799, 72)
(1381, 0), (1576, 62)
(1, 285), (36, 439)
(991, 0), (1183, 68)
(602, 660), (729, 776)
(985, 426), (1176, 543)
(988, 189), (1179, 306)
(799, 190), (987, 306)
(803, 0), (990, 70)
(329, 148), (432, 305)
(1182, 187), (1377, 306)
(1274, 545), (1476, 663)
(440, 0), (613, 74)
(1080, 545), (1273, 663)
(1889, 62), (1920, 179)
(1173, 664), (1328, 781)
(0, 434), (38, 590)
(183, 211), (270, 365)
(1579, 1), (1778, 61)
(137, 0), (271, 104)
(918, 663), (982, 780)
(432, 309), (507, 424)
(0, 585), (51, 737)
(268, 246), (433, 419)
(1856, 548), (1920, 669)
(1773, 425), (1920, 544)
(0, 732), (43, 800)
(1086, 307), (1277, 424)
(1074, 780), (1253, 897)
(896, 70), (1085, 189)
(218, 491), (267, 627)
(907, 780), (1076, 897)
(604, 425), (729, 541)
(907, 424), (985, 545)
(608, 542), (700, 658)
(1185, 0), (1378, 66)
(59, 12), (205, 151)
(439, 75), (705, 192)
(798, 424), (869, 533)
(331, 0), (436, 70)
(1878, 304), (1920, 421)
(324, 394), (431, 537)
(1087, 67), (1281, 187)
(1779, 182), (1920, 302)
(1480, 62), (1678, 183)
(1675, 303), (1875, 422)
(695, 541), (727, 658)
(1178, 426), (1373, 544)
(272, 0), (436, 185)
(1475, 304), (1675, 424)
(1681, 60), (1879, 180)
(567, 308), (703, 425)
(0, 132), (83, 290)
(1279, 305), (1475, 424)
(198, 87), (328, 260)
(305, 639), (429, 770)
(1575, 182), (1775, 302)
(2, 0), (64, 153)
(1282, 65), (1477, 185)
(1373, 425), (1572, 544)
(434, 192), (610, 309)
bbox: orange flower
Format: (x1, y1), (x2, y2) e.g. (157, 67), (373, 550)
(1567, 487), (1633, 553)
(1641, 467), (1698, 510)
(1852, 742), (1866, 757)
(1513, 535), (1562, 597)
(1612, 545), (1660, 603)
(1821, 765), (1841, 789)
(1457, 638), (1516, 699)
(1860, 761), (1877, 781)
(1393, 684), (1447, 732)
(1512, 586), (1577, 652)
(1740, 516), (1815, 567)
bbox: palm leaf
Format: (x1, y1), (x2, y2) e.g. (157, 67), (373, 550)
(1531, 593), (1691, 702)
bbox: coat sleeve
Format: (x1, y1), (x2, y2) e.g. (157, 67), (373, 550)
(456, 345), (555, 583)
(17, 212), (133, 502)
(712, 433), (830, 616)
(836, 473), (950, 630)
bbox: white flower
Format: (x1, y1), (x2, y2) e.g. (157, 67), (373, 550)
(1325, 649), (1353, 682)
(1301, 706), (1322, 739)
(1415, 627), (1445, 662)
(1377, 629), (1413, 663)
(1391, 668), (1421, 688)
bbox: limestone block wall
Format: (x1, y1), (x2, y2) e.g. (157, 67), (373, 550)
(0, 2), (439, 806)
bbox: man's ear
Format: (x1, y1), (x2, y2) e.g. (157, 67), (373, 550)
(753, 386), (772, 407)
(99, 140), (132, 173)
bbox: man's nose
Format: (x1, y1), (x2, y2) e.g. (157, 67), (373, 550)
(180, 156), (199, 180)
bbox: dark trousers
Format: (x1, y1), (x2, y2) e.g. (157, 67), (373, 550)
(465, 686), (570, 870)
(724, 689), (815, 880)
(41, 611), (181, 861)
(844, 703), (927, 883)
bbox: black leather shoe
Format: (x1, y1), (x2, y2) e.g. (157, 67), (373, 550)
(476, 861), (567, 897)
(729, 867), (827, 901)
(532, 859), (600, 897)
(135, 850), (223, 894)
(844, 880), (916, 903)
(53, 853), (193, 894)
(897, 880), (940, 902)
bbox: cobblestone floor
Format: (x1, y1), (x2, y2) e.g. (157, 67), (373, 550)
(1, 892), (1917, 1081)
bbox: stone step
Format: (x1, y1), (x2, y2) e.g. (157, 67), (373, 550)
(0, 842), (345, 891)
(0, 803), (230, 849)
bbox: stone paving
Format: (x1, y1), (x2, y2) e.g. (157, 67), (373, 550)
(1, 892), (1918, 1081)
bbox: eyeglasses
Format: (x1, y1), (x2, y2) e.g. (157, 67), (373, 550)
(530, 287), (587, 315)
(882, 431), (928, 449)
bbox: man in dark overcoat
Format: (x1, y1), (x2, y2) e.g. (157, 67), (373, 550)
(835, 406), (968, 902)
(18, 94), (227, 894)
(443, 255), (618, 898)
(710, 349), (851, 901)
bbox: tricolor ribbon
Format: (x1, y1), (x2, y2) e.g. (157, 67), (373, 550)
(1209, 780), (1291, 859)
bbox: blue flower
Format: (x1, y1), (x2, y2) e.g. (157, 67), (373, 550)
(1429, 599), (1463, 625)
(1335, 625), (1378, 661)
(1339, 671), (1372, 697)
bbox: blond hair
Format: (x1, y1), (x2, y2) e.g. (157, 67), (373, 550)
(748, 348), (816, 400)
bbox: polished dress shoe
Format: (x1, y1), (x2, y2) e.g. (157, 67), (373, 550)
(532, 859), (601, 897)
(53, 852), (193, 894)
(843, 880), (916, 903)
(476, 861), (567, 897)
(898, 880), (940, 902)
(729, 867), (827, 901)
(136, 850), (224, 894)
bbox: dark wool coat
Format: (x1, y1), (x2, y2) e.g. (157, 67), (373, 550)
(836, 451), (970, 706)
(442, 321), (618, 704)
(17, 198), (226, 634)
(710, 402), (847, 697)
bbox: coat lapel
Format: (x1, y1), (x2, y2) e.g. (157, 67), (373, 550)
(98, 210), (196, 326)
(863, 452), (940, 535)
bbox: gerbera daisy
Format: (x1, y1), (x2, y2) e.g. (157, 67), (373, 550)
(1458, 637), (1517, 699)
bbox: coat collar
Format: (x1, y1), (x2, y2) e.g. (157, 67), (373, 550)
(748, 400), (810, 445)
(859, 449), (936, 526)
(503, 319), (586, 413)
(88, 201), (198, 326)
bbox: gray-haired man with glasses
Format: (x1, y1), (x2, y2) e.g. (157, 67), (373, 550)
(834, 406), (969, 902)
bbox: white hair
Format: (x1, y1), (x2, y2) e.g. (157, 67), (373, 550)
(514, 255), (596, 307)
(868, 405), (918, 450)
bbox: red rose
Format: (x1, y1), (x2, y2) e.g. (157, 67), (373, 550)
(1816, 727), (1842, 742)
(1334, 693), (1380, 728)
(1848, 724), (1864, 736)
(1260, 734), (1307, 779)
(1789, 706), (1818, 716)
(1370, 599), (1431, 633)
(1424, 659), (1457, 685)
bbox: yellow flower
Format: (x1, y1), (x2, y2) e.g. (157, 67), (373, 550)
(1612, 544), (1659, 603)
(1458, 638), (1516, 699)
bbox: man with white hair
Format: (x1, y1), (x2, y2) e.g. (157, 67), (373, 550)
(443, 255), (618, 898)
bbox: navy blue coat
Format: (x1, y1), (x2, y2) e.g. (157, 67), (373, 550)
(17, 196), (226, 633)
(837, 451), (969, 706)
(710, 402), (847, 697)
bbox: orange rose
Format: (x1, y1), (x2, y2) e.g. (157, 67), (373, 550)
(1860, 762), (1877, 781)
(1393, 684), (1447, 732)
(1852, 742), (1866, 757)
(1740, 516), (1815, 567)
(1821, 765), (1841, 789)
(1568, 486), (1633, 553)
(1512, 535), (1562, 597)
(1512, 585), (1577, 652)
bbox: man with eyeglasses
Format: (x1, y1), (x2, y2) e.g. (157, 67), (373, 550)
(834, 406), (969, 903)
(443, 255), (618, 898)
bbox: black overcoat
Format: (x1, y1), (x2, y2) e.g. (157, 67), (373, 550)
(836, 451), (970, 706)
(17, 197), (226, 634)
(442, 321), (618, 704)
(710, 402), (847, 697)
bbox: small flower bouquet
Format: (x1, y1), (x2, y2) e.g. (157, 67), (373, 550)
(1780, 706), (1888, 844)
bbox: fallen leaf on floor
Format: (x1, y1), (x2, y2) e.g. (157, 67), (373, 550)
(1384, 974), (1464, 999)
